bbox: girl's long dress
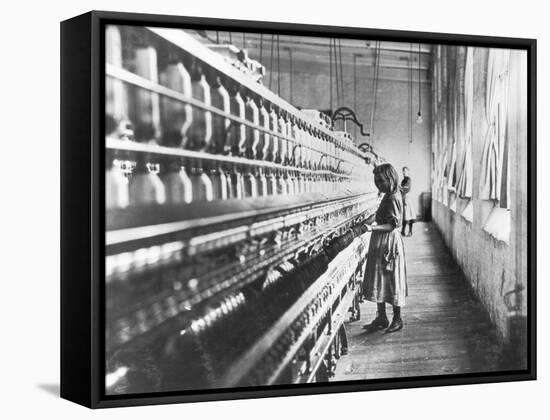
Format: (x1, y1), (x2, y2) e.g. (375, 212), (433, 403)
(363, 192), (408, 307)
(400, 176), (417, 222)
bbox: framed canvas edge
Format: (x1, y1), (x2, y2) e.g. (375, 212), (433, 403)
(526, 33), (537, 384)
(92, 371), (536, 408)
(60, 9), (537, 409)
(60, 11), (94, 408)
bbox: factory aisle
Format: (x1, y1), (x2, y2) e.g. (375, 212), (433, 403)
(333, 222), (503, 381)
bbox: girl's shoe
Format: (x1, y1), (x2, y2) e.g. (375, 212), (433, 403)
(363, 316), (389, 329)
(385, 318), (403, 333)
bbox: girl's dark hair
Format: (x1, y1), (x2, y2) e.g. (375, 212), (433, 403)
(373, 163), (399, 193)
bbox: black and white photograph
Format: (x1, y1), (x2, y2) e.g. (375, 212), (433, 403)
(3, 0), (549, 416)
(102, 20), (531, 397)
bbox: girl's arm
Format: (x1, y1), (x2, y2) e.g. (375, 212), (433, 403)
(365, 213), (376, 224)
(367, 223), (395, 233)
(356, 213), (377, 235)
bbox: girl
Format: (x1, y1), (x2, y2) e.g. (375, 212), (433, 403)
(400, 166), (417, 237)
(362, 163), (408, 333)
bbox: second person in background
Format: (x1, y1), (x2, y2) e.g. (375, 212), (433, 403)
(400, 166), (416, 237)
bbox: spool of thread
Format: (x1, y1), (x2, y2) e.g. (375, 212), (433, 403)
(159, 62), (193, 148)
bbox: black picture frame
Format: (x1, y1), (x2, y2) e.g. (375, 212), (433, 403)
(60, 10), (537, 409)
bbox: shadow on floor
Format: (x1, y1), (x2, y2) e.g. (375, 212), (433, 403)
(37, 383), (60, 397)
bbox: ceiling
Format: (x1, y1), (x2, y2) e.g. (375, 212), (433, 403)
(196, 30), (433, 82)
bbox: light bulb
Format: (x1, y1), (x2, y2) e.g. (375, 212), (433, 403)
(416, 111), (423, 124)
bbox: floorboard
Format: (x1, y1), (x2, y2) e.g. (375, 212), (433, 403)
(332, 222), (503, 382)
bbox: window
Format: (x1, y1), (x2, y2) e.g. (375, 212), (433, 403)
(482, 49), (526, 243)
(479, 49), (510, 203)
(457, 47), (473, 200)
(457, 47), (474, 222)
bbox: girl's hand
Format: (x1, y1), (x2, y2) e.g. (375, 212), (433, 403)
(365, 224), (373, 232)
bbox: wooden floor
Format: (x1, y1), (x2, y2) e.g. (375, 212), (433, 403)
(332, 222), (503, 381)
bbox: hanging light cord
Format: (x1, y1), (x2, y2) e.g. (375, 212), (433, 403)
(418, 43), (422, 116)
(353, 54), (357, 138)
(333, 39), (340, 107)
(288, 48), (293, 104)
(269, 34), (275, 90)
(338, 39), (345, 107)
(369, 41), (381, 144)
(409, 43), (413, 145)
(259, 33), (263, 63)
(276, 34), (281, 96)
(329, 39), (333, 111)
(353, 54), (357, 113)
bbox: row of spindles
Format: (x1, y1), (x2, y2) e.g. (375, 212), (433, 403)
(107, 156), (360, 208)
(105, 25), (367, 209)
